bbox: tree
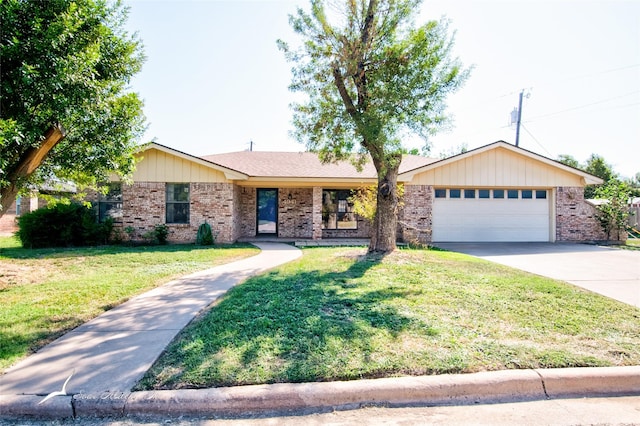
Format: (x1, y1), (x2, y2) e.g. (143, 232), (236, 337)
(0, 0), (146, 218)
(438, 143), (468, 159)
(556, 154), (580, 169)
(593, 180), (631, 241)
(584, 154), (617, 199)
(624, 172), (640, 198)
(278, 0), (469, 253)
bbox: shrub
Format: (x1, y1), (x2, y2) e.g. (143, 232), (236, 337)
(196, 222), (215, 245)
(142, 224), (169, 245)
(17, 203), (112, 248)
(154, 224), (169, 245)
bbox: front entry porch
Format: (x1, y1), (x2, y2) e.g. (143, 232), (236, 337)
(237, 186), (371, 242)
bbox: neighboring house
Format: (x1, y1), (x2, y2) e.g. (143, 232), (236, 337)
(94, 140), (610, 244)
(0, 183), (77, 235)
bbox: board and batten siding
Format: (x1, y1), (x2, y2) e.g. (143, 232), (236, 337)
(408, 147), (583, 188)
(132, 148), (229, 183)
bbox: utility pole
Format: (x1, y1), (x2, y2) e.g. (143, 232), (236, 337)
(515, 90), (524, 147)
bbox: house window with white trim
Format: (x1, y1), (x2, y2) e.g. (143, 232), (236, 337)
(166, 183), (190, 224)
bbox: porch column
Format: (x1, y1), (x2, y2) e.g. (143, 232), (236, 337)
(312, 186), (322, 240)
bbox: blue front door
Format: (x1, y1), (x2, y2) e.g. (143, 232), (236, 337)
(257, 189), (277, 235)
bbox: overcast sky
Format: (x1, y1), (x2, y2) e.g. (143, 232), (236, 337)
(124, 0), (640, 178)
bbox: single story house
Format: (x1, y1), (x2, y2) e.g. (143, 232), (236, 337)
(94, 140), (611, 244)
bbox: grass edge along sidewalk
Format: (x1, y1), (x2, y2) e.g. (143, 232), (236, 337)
(0, 236), (260, 372)
(137, 246), (640, 390)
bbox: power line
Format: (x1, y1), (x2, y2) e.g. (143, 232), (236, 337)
(520, 124), (552, 158)
(525, 90), (640, 123)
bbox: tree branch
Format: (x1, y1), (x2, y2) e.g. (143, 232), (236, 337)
(332, 65), (358, 120)
(0, 123), (67, 217)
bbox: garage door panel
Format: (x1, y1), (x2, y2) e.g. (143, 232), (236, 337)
(432, 192), (550, 242)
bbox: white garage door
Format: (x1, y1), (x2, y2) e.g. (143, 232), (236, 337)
(432, 189), (550, 242)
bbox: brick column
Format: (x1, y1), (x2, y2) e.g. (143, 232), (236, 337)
(312, 186), (323, 240)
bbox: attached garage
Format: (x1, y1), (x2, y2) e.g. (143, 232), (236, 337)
(431, 188), (551, 242)
(400, 141), (605, 243)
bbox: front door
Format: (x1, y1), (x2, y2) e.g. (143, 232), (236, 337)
(257, 188), (278, 235)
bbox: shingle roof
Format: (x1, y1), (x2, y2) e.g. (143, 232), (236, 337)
(201, 151), (437, 179)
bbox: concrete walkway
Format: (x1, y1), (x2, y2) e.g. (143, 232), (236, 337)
(0, 243), (302, 396)
(434, 242), (640, 308)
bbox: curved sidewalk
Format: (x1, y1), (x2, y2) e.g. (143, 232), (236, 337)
(0, 242), (302, 397)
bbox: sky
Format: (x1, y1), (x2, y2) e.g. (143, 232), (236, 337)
(124, 0), (640, 178)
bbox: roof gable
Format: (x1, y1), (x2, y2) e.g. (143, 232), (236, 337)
(139, 143), (248, 180)
(400, 141), (604, 186)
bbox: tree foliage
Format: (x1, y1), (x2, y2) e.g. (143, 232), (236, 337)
(279, 0), (469, 252)
(557, 153), (621, 199)
(0, 0), (146, 216)
(349, 184), (404, 224)
(593, 181), (631, 241)
(556, 154), (580, 169)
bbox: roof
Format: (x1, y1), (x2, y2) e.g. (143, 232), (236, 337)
(201, 151), (438, 179)
(141, 141), (603, 186)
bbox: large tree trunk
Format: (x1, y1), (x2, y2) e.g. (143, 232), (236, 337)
(0, 123), (66, 219)
(369, 158), (400, 253)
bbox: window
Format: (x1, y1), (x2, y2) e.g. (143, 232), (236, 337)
(464, 189), (475, 199)
(97, 183), (123, 223)
(478, 189), (490, 199)
(522, 190), (533, 199)
(15, 196), (21, 216)
(166, 183), (190, 224)
(493, 189), (504, 199)
(508, 190), (519, 199)
(435, 189), (446, 198)
(449, 189), (461, 198)
(536, 190), (547, 199)
(322, 190), (357, 229)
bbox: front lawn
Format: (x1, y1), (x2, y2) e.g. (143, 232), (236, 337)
(137, 247), (640, 390)
(0, 236), (259, 371)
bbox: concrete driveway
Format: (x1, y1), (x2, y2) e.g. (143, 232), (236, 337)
(433, 243), (640, 308)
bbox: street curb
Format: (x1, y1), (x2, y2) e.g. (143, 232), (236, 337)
(2, 366), (639, 420)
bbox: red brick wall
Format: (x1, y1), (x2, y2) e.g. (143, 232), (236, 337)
(556, 186), (613, 241)
(278, 188), (314, 238)
(120, 182), (165, 240)
(238, 187), (257, 238)
(190, 182), (236, 243)
(115, 182), (237, 244)
(399, 185), (433, 244)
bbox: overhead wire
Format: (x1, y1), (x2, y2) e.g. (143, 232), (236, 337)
(525, 90), (640, 123)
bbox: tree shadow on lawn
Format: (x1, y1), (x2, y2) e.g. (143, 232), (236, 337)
(141, 251), (433, 389)
(0, 243), (254, 260)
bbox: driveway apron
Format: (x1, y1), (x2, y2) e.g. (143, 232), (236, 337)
(0, 243), (301, 397)
(434, 243), (640, 309)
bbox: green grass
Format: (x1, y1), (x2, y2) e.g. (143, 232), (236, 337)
(137, 247), (640, 390)
(625, 238), (640, 248)
(0, 236), (259, 371)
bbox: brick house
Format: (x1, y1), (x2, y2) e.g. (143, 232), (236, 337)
(93, 140), (610, 244)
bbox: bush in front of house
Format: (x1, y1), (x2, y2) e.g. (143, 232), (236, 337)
(17, 202), (113, 248)
(142, 224), (169, 245)
(196, 222), (215, 245)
